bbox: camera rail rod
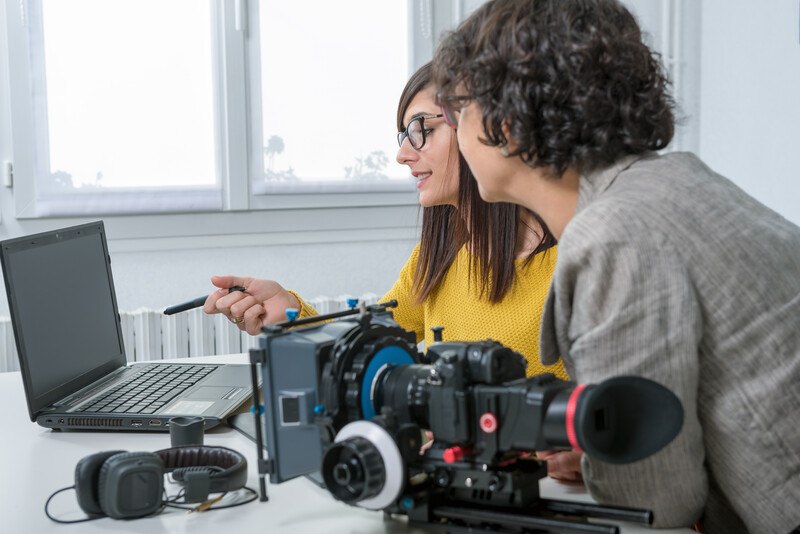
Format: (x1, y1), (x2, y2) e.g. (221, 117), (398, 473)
(249, 346), (270, 502)
(424, 504), (621, 534)
(262, 299), (399, 331)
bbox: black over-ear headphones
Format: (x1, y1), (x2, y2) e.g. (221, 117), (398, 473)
(71, 445), (248, 520)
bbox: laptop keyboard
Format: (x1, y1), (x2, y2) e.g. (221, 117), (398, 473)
(76, 364), (218, 415)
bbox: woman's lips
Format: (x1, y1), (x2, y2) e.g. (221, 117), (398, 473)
(415, 172), (431, 189)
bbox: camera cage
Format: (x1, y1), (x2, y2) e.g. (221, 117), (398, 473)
(246, 301), (680, 534)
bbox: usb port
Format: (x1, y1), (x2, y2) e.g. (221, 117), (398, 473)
(148, 420), (162, 426)
(130, 420), (143, 427)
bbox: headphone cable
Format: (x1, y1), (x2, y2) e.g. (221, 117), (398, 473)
(44, 486), (101, 524)
(163, 486), (259, 512)
(45, 486), (169, 524)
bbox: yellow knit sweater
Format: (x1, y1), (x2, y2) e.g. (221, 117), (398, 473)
(293, 244), (566, 379)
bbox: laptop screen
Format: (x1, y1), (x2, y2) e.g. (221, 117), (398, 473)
(1, 222), (126, 419)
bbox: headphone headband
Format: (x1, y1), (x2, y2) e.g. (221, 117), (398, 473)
(154, 445), (248, 493)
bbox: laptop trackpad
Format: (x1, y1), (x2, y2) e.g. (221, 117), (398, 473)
(185, 386), (232, 399)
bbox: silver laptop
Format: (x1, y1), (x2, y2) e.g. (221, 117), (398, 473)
(0, 221), (252, 431)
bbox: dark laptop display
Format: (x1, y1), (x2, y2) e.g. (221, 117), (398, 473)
(0, 221), (252, 431)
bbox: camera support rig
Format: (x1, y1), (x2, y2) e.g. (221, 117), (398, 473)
(246, 301), (683, 534)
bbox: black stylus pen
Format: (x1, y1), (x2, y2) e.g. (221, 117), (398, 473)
(163, 286), (246, 315)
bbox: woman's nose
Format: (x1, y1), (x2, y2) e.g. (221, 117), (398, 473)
(396, 139), (418, 165)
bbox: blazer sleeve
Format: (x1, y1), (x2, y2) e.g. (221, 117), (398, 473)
(380, 243), (425, 343)
(545, 233), (708, 528)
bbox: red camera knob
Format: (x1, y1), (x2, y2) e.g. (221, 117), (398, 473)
(479, 412), (498, 433)
(442, 446), (467, 464)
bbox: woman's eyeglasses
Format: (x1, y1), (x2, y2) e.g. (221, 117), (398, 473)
(397, 114), (443, 150)
(438, 94), (473, 129)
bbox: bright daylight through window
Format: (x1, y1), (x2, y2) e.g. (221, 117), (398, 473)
(256, 1), (411, 193)
(30, 0), (219, 213)
(15, 0), (414, 215)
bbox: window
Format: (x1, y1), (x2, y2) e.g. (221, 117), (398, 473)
(255, 1), (410, 192)
(14, 0), (221, 215)
(4, 0), (444, 219)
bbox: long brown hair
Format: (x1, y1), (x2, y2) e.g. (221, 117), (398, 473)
(397, 62), (556, 303)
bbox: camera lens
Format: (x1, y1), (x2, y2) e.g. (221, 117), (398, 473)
(373, 364), (430, 426)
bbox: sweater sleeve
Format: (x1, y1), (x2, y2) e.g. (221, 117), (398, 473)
(285, 290), (318, 318)
(380, 243), (425, 343)
(544, 232), (707, 528)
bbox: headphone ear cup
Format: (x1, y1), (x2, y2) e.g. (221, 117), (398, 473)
(97, 451), (164, 519)
(74, 450), (126, 517)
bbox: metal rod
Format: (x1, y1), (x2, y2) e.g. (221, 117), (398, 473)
(266, 300), (398, 331)
(248, 348), (269, 502)
(542, 498), (653, 525)
(432, 505), (619, 534)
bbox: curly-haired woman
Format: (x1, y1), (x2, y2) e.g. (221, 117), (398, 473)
(433, 1), (800, 532)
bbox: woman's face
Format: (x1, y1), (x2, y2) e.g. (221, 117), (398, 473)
(396, 87), (459, 207)
(455, 102), (520, 204)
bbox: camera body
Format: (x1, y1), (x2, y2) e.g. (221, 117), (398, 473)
(320, 337), (560, 512)
(252, 302), (682, 530)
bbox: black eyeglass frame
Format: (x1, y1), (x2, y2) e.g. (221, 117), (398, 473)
(397, 114), (444, 150)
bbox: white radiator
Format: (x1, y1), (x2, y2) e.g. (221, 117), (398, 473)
(0, 293), (379, 373)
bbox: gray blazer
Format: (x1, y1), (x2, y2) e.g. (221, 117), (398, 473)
(540, 152), (800, 533)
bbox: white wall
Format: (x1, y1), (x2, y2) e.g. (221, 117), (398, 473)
(108, 238), (417, 312)
(697, 0), (800, 223)
(0, 212), (418, 314)
(628, 0), (800, 225)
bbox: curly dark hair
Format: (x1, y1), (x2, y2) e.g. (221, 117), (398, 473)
(432, 0), (675, 176)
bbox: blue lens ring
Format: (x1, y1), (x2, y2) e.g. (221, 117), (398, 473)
(360, 346), (416, 420)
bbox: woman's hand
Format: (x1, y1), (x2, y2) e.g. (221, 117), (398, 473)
(535, 450), (584, 483)
(203, 275), (302, 335)
(420, 430), (434, 454)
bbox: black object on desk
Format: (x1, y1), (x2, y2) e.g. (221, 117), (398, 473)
(170, 416), (205, 447)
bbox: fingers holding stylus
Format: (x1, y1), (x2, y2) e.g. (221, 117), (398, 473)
(242, 304), (267, 336)
(211, 275), (253, 293)
(227, 295), (266, 334)
(203, 276), (251, 315)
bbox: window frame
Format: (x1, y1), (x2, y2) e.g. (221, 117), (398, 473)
(1, 0), (461, 244)
(7, 0), (230, 218)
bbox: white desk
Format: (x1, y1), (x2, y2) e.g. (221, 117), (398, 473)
(0, 354), (692, 533)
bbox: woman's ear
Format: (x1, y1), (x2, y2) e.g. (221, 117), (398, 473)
(501, 120), (519, 155)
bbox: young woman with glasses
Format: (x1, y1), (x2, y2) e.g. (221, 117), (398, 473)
(203, 62), (567, 382)
(432, 0), (800, 531)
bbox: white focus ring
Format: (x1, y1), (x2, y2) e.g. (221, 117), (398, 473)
(334, 420), (405, 510)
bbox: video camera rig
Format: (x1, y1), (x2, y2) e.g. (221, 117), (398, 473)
(246, 301), (683, 534)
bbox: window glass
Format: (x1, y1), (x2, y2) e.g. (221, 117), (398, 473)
(36, 0), (217, 193)
(257, 1), (411, 189)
